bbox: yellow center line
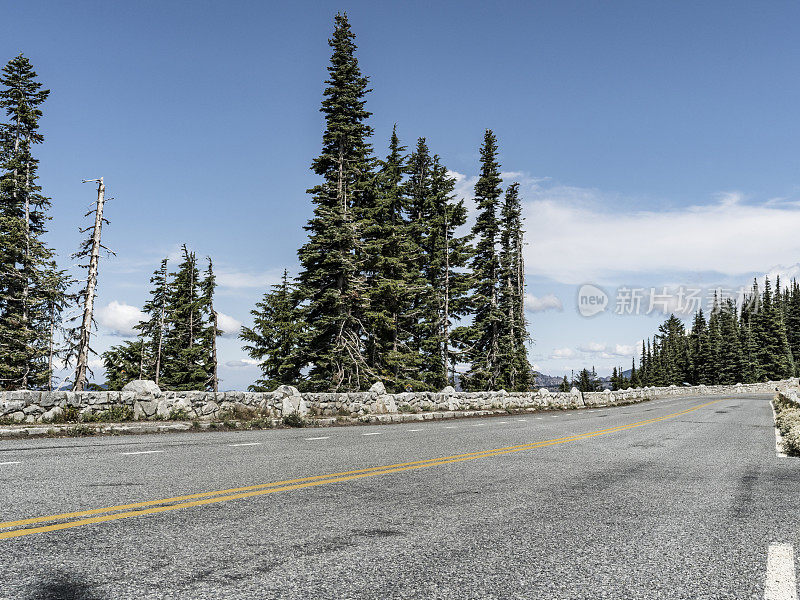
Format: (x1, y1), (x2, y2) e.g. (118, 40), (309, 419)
(0, 398), (723, 541)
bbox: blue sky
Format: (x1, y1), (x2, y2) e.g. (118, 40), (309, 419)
(6, 0), (800, 388)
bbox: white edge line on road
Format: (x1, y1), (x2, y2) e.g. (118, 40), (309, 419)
(517, 419), (527, 422)
(305, 436), (329, 441)
(0, 461), (21, 466)
(228, 442), (262, 447)
(497, 421), (508, 424)
(362, 432), (382, 436)
(121, 450), (164, 456)
(444, 426), (457, 429)
(765, 542), (798, 600)
(469, 423), (485, 427)
(407, 429), (423, 432)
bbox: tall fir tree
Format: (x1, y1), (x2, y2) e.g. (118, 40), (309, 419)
(294, 13), (375, 391)
(756, 278), (794, 380)
(422, 155), (473, 388)
(240, 270), (303, 391)
(0, 54), (66, 390)
(200, 257), (221, 392)
(361, 128), (422, 391)
(161, 246), (209, 390)
(497, 182), (531, 390)
(134, 259), (169, 385)
(462, 130), (504, 390)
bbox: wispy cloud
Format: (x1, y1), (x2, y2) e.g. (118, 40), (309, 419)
(216, 269), (285, 290)
(525, 293), (563, 313)
(449, 169), (800, 285)
(225, 358), (259, 369)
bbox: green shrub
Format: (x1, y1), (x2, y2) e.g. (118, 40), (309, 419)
(783, 423), (800, 456)
(776, 407), (800, 436)
(282, 412), (306, 428)
(169, 408), (190, 421)
(81, 406), (134, 423)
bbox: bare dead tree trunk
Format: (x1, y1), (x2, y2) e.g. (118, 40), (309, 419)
(73, 178), (105, 392)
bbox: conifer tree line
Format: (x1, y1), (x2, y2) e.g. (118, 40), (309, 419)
(241, 13), (533, 393)
(103, 247), (222, 391)
(634, 277), (798, 387)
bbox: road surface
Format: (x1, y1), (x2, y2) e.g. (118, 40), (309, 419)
(0, 394), (797, 599)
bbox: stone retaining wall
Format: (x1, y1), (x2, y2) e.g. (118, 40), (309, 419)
(0, 379), (795, 425)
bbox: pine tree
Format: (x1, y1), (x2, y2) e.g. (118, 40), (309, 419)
(200, 257), (221, 392)
(134, 259), (169, 385)
(717, 299), (744, 384)
(161, 245), (209, 390)
(462, 130), (504, 390)
(0, 54), (67, 390)
(403, 137), (435, 387)
(756, 278), (794, 380)
(414, 148), (473, 389)
(361, 128), (421, 391)
(706, 298), (722, 385)
(240, 270), (303, 391)
(611, 366), (619, 391)
(629, 357), (639, 388)
(558, 375), (570, 392)
(294, 13), (375, 391)
(497, 182), (532, 390)
(785, 279), (800, 373)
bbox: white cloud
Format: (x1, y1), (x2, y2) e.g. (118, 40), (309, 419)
(96, 301), (145, 336)
(449, 168), (800, 285)
(216, 269), (285, 289)
(578, 342), (606, 353)
(225, 358), (260, 369)
(216, 312), (242, 338)
(525, 293), (563, 313)
(550, 347), (576, 359)
(522, 190), (800, 284)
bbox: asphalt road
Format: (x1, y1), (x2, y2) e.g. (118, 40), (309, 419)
(0, 394), (797, 599)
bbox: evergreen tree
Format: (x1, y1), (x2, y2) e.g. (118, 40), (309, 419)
(497, 182), (532, 390)
(716, 299), (744, 384)
(462, 130), (504, 390)
(756, 278), (794, 380)
(0, 54), (66, 390)
(294, 13), (375, 391)
(161, 246), (209, 390)
(417, 150), (473, 389)
(629, 357), (639, 388)
(361, 128), (421, 391)
(785, 279), (800, 372)
(558, 375), (570, 392)
(200, 257), (221, 392)
(134, 259), (169, 385)
(240, 270), (303, 391)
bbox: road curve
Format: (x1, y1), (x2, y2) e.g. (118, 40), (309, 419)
(0, 394), (797, 599)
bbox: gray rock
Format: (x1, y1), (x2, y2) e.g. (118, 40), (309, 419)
(440, 386), (456, 395)
(122, 380), (161, 395)
(369, 381), (387, 395)
(42, 406), (64, 422)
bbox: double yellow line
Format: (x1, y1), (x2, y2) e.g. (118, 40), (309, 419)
(0, 398), (723, 541)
